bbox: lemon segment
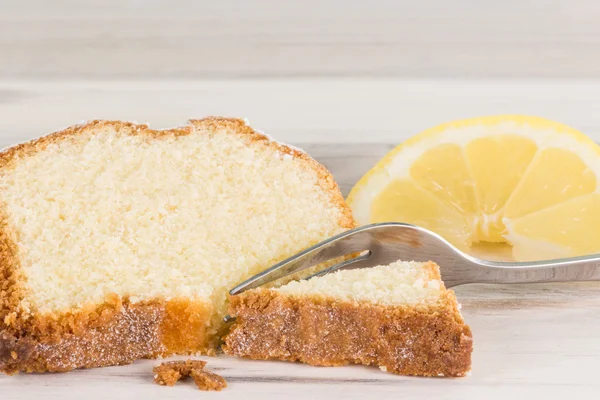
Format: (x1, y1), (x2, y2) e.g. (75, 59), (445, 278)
(409, 143), (479, 218)
(465, 135), (538, 242)
(371, 178), (472, 250)
(503, 148), (597, 219)
(507, 194), (600, 260)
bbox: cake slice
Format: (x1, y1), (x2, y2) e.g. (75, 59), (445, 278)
(223, 260), (472, 377)
(0, 117), (354, 374)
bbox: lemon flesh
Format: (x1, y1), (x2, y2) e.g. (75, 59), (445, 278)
(348, 116), (600, 261)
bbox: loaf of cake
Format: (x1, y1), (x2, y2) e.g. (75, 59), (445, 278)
(0, 117), (354, 374)
(224, 260), (472, 377)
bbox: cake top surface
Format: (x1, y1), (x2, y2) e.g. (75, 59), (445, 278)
(274, 260), (445, 306)
(0, 118), (352, 315)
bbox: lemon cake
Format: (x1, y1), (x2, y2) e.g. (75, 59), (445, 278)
(0, 117), (354, 374)
(224, 260), (472, 377)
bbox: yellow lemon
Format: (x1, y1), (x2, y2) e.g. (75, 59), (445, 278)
(347, 116), (600, 261)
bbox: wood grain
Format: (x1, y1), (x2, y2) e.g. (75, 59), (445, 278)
(0, 80), (599, 399)
(3, 0), (600, 79)
(2, 79), (600, 145)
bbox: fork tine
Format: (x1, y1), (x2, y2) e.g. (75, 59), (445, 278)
(228, 226), (374, 296)
(304, 250), (371, 280)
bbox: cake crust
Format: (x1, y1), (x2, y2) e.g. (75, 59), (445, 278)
(223, 288), (472, 377)
(190, 369), (228, 391)
(0, 117), (355, 374)
(1, 298), (166, 374)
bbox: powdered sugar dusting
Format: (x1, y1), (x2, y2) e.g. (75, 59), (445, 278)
(36, 303), (164, 371)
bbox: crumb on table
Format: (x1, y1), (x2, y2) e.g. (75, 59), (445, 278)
(153, 359), (227, 391)
(190, 369), (228, 391)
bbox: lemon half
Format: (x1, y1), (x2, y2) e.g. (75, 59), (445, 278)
(347, 116), (600, 261)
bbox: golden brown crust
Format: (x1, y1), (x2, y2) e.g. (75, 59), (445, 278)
(0, 209), (23, 336)
(0, 117), (355, 374)
(223, 290), (472, 377)
(190, 369), (228, 391)
(153, 359), (227, 391)
(1, 300), (165, 374)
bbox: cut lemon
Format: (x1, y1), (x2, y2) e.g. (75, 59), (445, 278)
(347, 116), (600, 261)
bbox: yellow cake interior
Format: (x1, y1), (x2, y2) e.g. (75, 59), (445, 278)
(0, 122), (349, 344)
(275, 260), (445, 306)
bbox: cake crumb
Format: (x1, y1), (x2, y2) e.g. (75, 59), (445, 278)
(153, 360), (227, 390)
(191, 369), (228, 391)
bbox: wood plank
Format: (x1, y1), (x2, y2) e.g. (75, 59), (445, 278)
(3, 0), (600, 78)
(2, 79), (600, 145)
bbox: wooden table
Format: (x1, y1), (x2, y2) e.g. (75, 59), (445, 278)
(1, 79), (599, 399)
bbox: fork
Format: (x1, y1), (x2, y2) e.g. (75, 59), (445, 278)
(230, 222), (600, 297)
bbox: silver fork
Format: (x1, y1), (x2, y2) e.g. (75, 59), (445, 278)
(230, 222), (600, 296)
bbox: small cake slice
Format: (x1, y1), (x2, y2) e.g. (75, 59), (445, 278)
(223, 260), (472, 377)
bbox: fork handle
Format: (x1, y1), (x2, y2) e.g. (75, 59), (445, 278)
(471, 254), (600, 285)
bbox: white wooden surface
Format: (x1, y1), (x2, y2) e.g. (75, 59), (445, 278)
(0, 79), (599, 399)
(3, 0), (600, 79)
